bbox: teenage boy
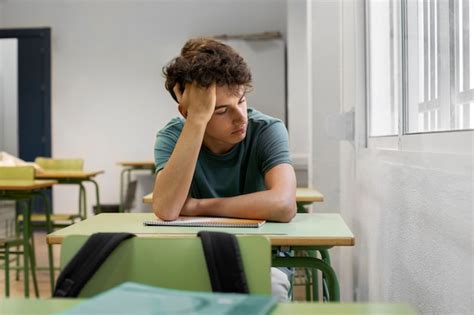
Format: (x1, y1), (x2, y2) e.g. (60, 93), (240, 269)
(153, 37), (296, 301)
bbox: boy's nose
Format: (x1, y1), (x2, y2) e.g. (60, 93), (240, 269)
(233, 108), (246, 125)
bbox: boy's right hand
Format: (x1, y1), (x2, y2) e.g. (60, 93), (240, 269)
(174, 81), (216, 124)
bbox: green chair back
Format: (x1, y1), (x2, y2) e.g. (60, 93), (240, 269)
(60, 235), (272, 297)
(0, 166), (34, 180)
(35, 157), (83, 171)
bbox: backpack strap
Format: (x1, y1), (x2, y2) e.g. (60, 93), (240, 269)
(54, 232), (135, 297)
(197, 231), (249, 294)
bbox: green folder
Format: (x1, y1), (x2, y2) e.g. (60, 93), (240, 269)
(60, 282), (277, 315)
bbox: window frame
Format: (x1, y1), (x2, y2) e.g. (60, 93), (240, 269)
(365, 0), (474, 155)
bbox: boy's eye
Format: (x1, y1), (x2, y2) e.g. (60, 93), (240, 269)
(238, 97), (246, 104)
(214, 107), (227, 115)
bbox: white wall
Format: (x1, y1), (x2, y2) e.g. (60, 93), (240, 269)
(352, 150), (472, 314)
(0, 0), (287, 214)
(287, 0), (312, 186)
(310, 0), (341, 212)
(337, 1), (474, 314)
(223, 38), (287, 123)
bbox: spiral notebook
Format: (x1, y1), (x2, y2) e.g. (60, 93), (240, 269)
(143, 216), (266, 228)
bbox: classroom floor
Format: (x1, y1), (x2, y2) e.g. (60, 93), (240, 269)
(1, 231), (308, 300)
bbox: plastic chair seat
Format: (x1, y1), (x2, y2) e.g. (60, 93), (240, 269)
(0, 237), (23, 247)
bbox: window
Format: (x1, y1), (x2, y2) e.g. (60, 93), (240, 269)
(367, 0), (401, 136)
(367, 0), (474, 142)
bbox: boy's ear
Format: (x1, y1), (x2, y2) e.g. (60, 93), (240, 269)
(178, 104), (188, 118)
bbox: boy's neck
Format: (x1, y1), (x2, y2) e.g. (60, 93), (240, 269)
(202, 137), (237, 155)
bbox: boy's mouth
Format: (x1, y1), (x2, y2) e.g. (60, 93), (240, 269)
(232, 125), (247, 135)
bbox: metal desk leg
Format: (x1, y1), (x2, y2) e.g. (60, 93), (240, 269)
(36, 191), (55, 292)
(26, 199), (39, 298)
(304, 267), (314, 301)
(319, 249), (331, 301)
(5, 243), (10, 296)
(86, 179), (101, 215)
(119, 168), (131, 212)
(19, 200), (30, 297)
(272, 256), (340, 302)
(27, 233), (40, 298)
(79, 183), (87, 218)
(15, 214), (20, 281)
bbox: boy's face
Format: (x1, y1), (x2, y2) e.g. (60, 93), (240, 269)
(203, 85), (248, 155)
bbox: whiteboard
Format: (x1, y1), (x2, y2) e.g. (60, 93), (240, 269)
(222, 39), (287, 124)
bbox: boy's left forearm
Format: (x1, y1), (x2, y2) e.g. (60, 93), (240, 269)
(183, 190), (296, 223)
(180, 164), (297, 222)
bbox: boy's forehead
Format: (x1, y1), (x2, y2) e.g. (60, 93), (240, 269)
(216, 85), (245, 98)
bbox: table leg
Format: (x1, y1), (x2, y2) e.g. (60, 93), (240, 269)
(27, 236), (40, 298)
(79, 183), (87, 218)
(15, 214), (20, 281)
(5, 243), (10, 296)
(26, 199), (39, 298)
(36, 191), (55, 293)
(19, 200), (30, 297)
(304, 267), (314, 301)
(320, 249), (331, 301)
(86, 179), (101, 215)
(272, 256), (340, 302)
(119, 168), (130, 212)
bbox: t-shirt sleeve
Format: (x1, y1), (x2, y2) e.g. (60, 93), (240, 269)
(256, 120), (293, 174)
(154, 124), (180, 174)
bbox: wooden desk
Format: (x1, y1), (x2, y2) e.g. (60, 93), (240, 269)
(47, 213), (353, 301)
(0, 180), (57, 190)
(35, 171), (104, 180)
(295, 187), (324, 202)
(117, 161), (155, 212)
(142, 187), (325, 205)
(46, 213), (353, 247)
(35, 170), (104, 217)
(0, 180), (57, 296)
(0, 298), (417, 314)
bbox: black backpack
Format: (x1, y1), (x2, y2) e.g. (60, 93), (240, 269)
(54, 231), (249, 297)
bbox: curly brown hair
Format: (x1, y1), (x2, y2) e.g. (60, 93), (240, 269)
(163, 37), (252, 103)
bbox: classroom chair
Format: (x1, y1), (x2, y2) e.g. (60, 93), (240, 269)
(17, 157), (85, 229)
(59, 235), (272, 298)
(0, 166), (40, 297)
(93, 180), (137, 214)
(0, 233), (38, 297)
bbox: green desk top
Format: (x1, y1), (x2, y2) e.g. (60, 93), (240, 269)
(47, 213), (354, 247)
(0, 299), (417, 315)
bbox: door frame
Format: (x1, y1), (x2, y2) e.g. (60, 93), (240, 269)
(0, 27), (52, 159)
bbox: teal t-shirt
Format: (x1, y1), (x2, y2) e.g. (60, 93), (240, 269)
(154, 108), (292, 198)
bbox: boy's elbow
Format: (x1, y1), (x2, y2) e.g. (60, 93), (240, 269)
(153, 207), (179, 221)
(276, 199), (296, 223)
(152, 198), (180, 221)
